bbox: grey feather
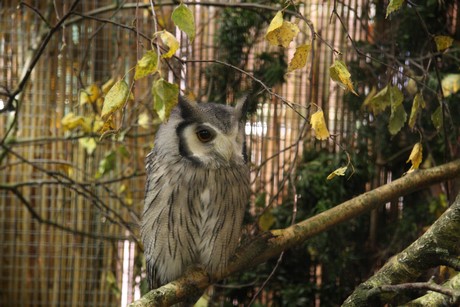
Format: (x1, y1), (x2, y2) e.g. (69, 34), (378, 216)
(141, 96), (250, 290)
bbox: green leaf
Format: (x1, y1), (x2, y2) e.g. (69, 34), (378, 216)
(388, 103), (407, 135)
(408, 93), (425, 129)
(366, 86), (390, 114)
(95, 150), (117, 179)
(366, 85), (403, 117)
(134, 50), (159, 80)
(255, 192), (267, 208)
(101, 80), (130, 120)
(258, 209), (275, 231)
(171, 3), (196, 42)
(386, 0), (405, 18)
(388, 86), (406, 135)
(152, 78), (179, 121)
(431, 105), (443, 132)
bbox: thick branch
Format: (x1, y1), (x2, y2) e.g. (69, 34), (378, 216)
(409, 273), (460, 306)
(343, 192), (460, 306)
(130, 160), (460, 306)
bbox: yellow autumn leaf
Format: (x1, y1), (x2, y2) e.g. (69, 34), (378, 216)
(61, 113), (85, 131)
(266, 11), (283, 34)
(288, 44), (311, 72)
(119, 184), (134, 206)
(441, 74), (460, 97)
(79, 84), (101, 106)
(79, 137), (97, 155)
(265, 11), (299, 48)
(101, 80), (130, 120)
(134, 50), (159, 81)
(434, 35), (453, 52)
(171, 3), (196, 42)
(258, 209), (275, 231)
(406, 142), (423, 172)
(310, 110), (330, 140)
(156, 30), (180, 58)
(101, 78), (116, 95)
(138, 111), (150, 129)
(329, 60), (358, 95)
(98, 115), (115, 134)
(386, 0), (405, 18)
(327, 166), (348, 180)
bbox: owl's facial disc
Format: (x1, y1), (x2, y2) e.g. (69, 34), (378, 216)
(177, 122), (242, 167)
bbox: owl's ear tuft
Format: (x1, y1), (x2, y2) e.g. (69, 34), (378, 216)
(178, 95), (199, 120)
(233, 94), (249, 123)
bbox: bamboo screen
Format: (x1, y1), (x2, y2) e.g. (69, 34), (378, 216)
(0, 1), (368, 306)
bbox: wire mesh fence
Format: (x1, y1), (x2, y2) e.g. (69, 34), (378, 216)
(1, 1), (369, 306)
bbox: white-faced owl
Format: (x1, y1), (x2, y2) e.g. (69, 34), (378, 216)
(141, 95), (250, 290)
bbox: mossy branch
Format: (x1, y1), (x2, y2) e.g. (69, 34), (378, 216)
(343, 190), (460, 306)
(130, 159), (460, 306)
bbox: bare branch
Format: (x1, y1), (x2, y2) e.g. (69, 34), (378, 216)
(130, 160), (460, 306)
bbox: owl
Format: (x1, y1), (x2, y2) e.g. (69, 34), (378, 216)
(141, 95), (250, 291)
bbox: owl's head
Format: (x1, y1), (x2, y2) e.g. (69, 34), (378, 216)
(155, 95), (248, 168)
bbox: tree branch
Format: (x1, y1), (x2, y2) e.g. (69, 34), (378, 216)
(343, 191), (460, 306)
(130, 159), (460, 306)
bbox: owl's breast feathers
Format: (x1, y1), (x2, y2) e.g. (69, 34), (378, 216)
(142, 149), (250, 288)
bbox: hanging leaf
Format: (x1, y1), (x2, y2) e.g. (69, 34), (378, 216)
(327, 166), (348, 180)
(101, 78), (116, 95)
(134, 50), (159, 81)
(388, 86), (406, 135)
(265, 11), (299, 48)
(388, 103), (407, 135)
(431, 105), (443, 131)
(329, 60), (358, 95)
(258, 209), (275, 231)
(138, 111), (150, 129)
(405, 78), (418, 96)
(95, 150), (117, 179)
(361, 86), (377, 110)
(310, 110), (330, 140)
(406, 142), (423, 172)
(156, 30), (180, 58)
(386, 0), (405, 18)
(266, 11), (284, 34)
(441, 74), (460, 97)
(365, 85), (390, 115)
(434, 35), (453, 52)
(408, 93), (425, 129)
(61, 113), (84, 131)
(288, 44), (311, 72)
(101, 80), (130, 120)
(79, 84), (101, 106)
(171, 3), (196, 42)
(98, 115), (115, 134)
(152, 78), (179, 121)
(79, 137), (97, 155)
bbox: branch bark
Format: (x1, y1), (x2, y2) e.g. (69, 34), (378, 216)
(343, 191), (460, 306)
(130, 159), (460, 306)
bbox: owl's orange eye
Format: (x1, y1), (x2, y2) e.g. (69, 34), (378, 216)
(196, 129), (214, 143)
